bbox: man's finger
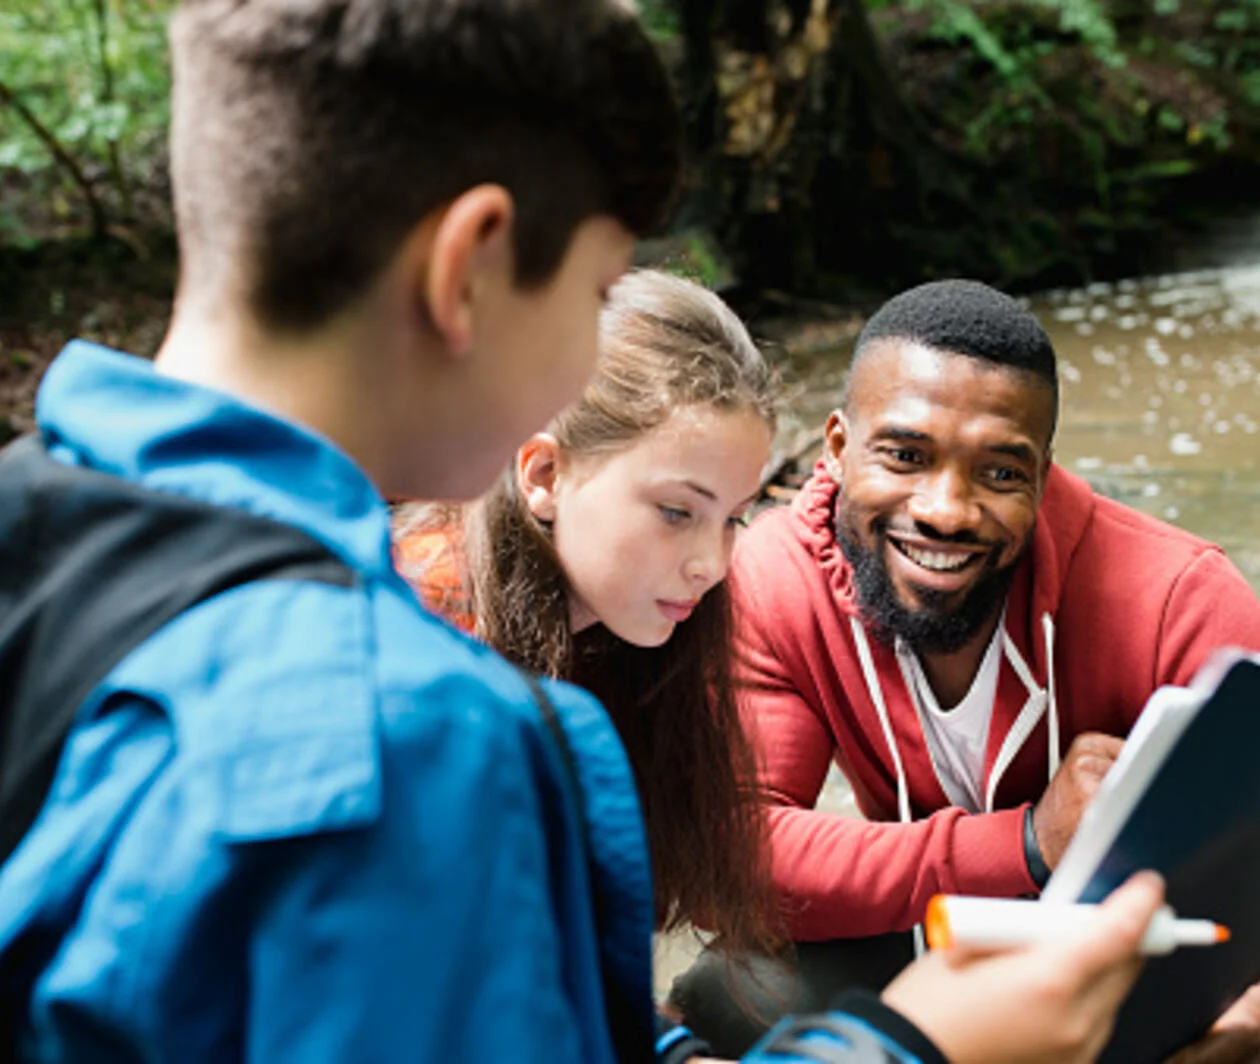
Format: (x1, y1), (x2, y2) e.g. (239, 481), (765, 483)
(1214, 983), (1260, 1032)
(1070, 733), (1125, 760)
(1166, 1028), (1260, 1064)
(1075, 755), (1117, 786)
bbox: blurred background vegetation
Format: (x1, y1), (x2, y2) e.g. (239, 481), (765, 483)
(1, 0), (172, 244)
(4, 0), (1260, 431)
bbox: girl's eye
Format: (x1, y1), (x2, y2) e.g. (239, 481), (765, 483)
(726, 512), (751, 530)
(658, 506), (690, 525)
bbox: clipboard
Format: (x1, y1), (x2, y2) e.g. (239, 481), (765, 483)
(1044, 649), (1260, 1063)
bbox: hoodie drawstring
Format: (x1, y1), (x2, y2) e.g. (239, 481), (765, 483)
(850, 616), (912, 825)
(986, 614), (1058, 813)
(850, 617), (925, 953)
(1043, 613), (1060, 778)
(848, 612), (1059, 955)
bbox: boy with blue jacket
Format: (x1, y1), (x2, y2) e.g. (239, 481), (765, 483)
(0, 1), (1166, 1061)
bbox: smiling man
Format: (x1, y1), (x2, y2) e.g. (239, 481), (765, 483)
(670, 280), (1260, 1053)
(739, 278), (1260, 933)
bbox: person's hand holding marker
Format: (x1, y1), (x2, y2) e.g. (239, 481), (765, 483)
(882, 871), (1166, 1064)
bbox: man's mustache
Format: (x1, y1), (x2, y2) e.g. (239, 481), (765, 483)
(875, 518), (997, 550)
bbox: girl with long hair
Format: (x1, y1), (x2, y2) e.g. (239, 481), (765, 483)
(394, 268), (782, 956)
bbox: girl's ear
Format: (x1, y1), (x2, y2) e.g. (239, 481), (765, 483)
(516, 434), (561, 522)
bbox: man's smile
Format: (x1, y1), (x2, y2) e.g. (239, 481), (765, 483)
(885, 532), (994, 594)
(891, 539), (978, 573)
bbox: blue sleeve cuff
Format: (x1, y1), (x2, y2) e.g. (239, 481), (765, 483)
(742, 990), (948, 1064)
(656, 1015), (713, 1064)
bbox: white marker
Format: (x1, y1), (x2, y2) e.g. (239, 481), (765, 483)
(925, 895), (1230, 956)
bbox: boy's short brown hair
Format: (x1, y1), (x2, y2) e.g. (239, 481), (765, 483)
(169, 0), (682, 331)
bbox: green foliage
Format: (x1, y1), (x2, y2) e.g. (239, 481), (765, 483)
(904, 0), (1122, 77)
(0, 0), (174, 239)
(637, 0), (681, 42)
(923, 1), (1022, 77)
(880, 0), (1252, 178)
(1238, 68), (1260, 107)
(1049, 0), (1121, 67)
(862, 0), (1260, 289)
(659, 230), (734, 289)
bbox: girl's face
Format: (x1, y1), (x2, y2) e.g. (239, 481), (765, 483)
(524, 404), (772, 647)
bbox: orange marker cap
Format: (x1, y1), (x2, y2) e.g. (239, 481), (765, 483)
(925, 894), (952, 950)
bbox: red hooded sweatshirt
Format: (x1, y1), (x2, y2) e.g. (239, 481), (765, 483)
(732, 460), (1260, 940)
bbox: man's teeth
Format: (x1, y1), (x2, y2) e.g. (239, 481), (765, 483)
(899, 542), (973, 572)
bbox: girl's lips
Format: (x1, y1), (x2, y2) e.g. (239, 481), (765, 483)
(657, 599), (697, 623)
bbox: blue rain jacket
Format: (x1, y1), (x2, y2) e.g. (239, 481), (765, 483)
(0, 343), (655, 1062)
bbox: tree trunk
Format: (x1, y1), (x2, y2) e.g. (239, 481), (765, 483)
(675, 0), (973, 295)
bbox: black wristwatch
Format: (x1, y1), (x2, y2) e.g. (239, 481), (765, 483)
(1023, 805), (1052, 889)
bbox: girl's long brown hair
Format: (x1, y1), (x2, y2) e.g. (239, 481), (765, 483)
(400, 270), (783, 953)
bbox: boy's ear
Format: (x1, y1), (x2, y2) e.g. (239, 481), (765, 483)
(516, 434), (561, 522)
(413, 184), (515, 358)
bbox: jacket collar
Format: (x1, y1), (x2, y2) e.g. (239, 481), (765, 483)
(36, 341), (394, 578)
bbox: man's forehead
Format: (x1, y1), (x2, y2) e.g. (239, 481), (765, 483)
(847, 339), (1055, 438)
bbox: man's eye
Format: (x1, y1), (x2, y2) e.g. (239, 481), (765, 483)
(659, 506), (690, 525)
(988, 466), (1027, 485)
(883, 447), (922, 465)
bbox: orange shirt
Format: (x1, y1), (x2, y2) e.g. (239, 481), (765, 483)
(393, 524), (477, 635)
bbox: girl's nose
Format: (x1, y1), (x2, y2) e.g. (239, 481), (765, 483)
(684, 532), (731, 589)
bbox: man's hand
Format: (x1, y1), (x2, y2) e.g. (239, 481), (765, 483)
(1164, 1030), (1260, 1064)
(1214, 983), (1260, 1033)
(882, 872), (1164, 1064)
(1033, 732), (1124, 869)
(1164, 983), (1260, 1064)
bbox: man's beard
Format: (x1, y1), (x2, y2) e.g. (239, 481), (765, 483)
(835, 506), (1023, 655)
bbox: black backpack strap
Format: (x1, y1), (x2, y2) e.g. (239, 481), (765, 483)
(0, 434), (354, 868)
(523, 671), (653, 1064)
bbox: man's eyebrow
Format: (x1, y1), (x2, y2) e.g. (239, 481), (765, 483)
(988, 442), (1039, 465)
(869, 426), (932, 443)
(869, 427), (1039, 465)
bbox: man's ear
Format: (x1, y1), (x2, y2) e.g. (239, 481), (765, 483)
(516, 433), (562, 522)
(823, 409), (849, 486)
(406, 184), (514, 358)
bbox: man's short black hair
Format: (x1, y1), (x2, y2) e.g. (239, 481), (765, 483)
(853, 280), (1058, 416)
